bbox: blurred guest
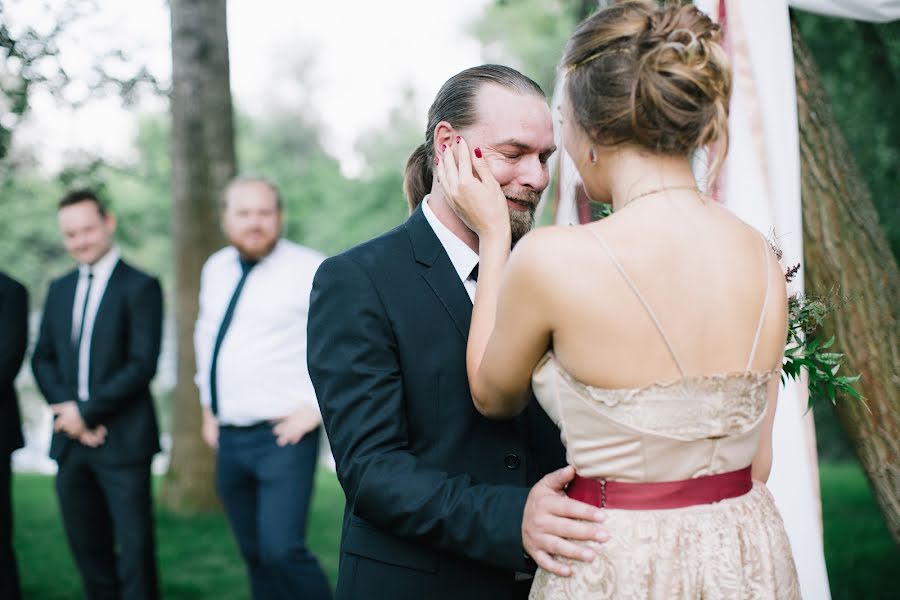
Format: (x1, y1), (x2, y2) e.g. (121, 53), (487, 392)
(0, 272), (27, 600)
(194, 176), (331, 600)
(32, 190), (162, 600)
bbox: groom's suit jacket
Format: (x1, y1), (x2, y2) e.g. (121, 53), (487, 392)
(308, 205), (566, 600)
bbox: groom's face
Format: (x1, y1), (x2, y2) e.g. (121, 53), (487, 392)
(460, 84), (556, 242)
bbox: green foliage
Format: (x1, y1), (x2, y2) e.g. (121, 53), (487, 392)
(0, 0), (161, 161)
(782, 291), (865, 408)
(471, 0), (579, 93)
(235, 105), (411, 256)
(0, 96), (416, 302)
(793, 12), (900, 260)
(0, 173), (71, 304)
(13, 469), (344, 598)
(821, 463), (900, 599)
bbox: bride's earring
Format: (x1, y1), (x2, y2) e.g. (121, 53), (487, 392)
(589, 147), (597, 165)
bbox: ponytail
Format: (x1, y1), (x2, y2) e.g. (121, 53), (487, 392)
(403, 142), (432, 213)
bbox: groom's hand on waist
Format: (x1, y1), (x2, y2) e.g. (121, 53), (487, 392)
(522, 465), (609, 577)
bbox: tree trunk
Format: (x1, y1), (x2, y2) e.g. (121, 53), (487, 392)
(793, 24), (900, 545)
(160, 0), (236, 513)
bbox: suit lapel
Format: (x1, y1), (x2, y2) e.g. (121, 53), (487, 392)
(58, 271), (78, 346)
(88, 259), (124, 374)
(406, 206), (473, 340)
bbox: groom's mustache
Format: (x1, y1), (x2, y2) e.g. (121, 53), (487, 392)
(505, 190), (541, 211)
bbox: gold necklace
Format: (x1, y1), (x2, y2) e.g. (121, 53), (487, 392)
(618, 184), (701, 211)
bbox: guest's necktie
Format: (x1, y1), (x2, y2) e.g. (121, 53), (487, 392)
(73, 269), (93, 393)
(74, 269), (94, 349)
(209, 257), (257, 416)
(468, 264), (479, 282)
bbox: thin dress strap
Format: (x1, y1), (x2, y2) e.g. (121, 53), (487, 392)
(585, 227), (686, 377)
(746, 233), (773, 371)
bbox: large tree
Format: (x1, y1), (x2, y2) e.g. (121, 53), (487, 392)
(161, 0), (236, 513)
(793, 24), (900, 544)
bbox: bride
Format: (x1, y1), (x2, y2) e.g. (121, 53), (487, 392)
(435, 1), (801, 598)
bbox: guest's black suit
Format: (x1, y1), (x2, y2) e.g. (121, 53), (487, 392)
(0, 273), (27, 600)
(308, 206), (566, 600)
(32, 259), (162, 600)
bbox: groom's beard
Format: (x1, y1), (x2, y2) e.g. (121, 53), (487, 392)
(505, 188), (541, 246)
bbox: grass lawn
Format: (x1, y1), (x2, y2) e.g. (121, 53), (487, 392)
(12, 462), (898, 598)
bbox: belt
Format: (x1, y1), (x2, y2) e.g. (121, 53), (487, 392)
(566, 466), (753, 510)
(218, 421), (273, 431)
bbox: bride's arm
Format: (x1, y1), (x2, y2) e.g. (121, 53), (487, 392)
(437, 139), (554, 418)
(752, 265), (790, 483)
(469, 233), (554, 418)
(751, 376), (780, 482)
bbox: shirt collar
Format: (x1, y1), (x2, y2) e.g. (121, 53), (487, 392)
(421, 195), (479, 284)
(79, 246), (120, 278)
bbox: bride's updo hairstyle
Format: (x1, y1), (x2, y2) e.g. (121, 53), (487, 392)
(561, 1), (731, 182)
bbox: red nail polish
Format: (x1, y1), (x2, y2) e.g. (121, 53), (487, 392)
(441, 144), (446, 151)
(456, 136), (461, 144)
(474, 147), (482, 158)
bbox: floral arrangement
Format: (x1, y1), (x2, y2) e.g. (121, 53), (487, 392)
(772, 242), (865, 409)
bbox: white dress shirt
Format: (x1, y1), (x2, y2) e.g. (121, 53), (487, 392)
(422, 195), (479, 302)
(194, 239), (325, 426)
(72, 246), (120, 401)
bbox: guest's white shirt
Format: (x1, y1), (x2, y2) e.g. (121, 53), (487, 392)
(194, 239), (325, 426)
(422, 195), (479, 302)
(72, 246), (120, 402)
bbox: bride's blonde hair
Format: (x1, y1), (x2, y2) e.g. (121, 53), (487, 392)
(561, 1), (731, 184)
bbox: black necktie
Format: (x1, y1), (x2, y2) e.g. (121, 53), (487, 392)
(469, 264), (479, 282)
(209, 257), (258, 416)
(74, 269), (94, 349)
(73, 269), (93, 389)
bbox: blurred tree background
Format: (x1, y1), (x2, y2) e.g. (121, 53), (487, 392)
(4, 2), (893, 294)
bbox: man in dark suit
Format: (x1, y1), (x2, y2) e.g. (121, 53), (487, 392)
(1, 272), (28, 600)
(32, 189), (162, 600)
(308, 65), (607, 600)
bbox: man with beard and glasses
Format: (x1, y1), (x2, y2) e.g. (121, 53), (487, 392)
(193, 177), (331, 600)
(307, 65), (608, 600)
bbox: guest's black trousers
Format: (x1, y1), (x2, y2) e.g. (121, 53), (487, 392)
(56, 446), (159, 600)
(0, 457), (20, 600)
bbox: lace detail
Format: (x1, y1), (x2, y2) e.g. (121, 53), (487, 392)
(554, 364), (772, 440)
(529, 485), (801, 600)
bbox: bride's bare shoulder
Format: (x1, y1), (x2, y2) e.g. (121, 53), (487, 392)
(507, 224), (610, 280)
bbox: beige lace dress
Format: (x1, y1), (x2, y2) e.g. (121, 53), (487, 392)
(527, 230), (801, 600)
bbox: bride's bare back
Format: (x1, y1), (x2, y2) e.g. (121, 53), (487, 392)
(528, 194), (787, 391)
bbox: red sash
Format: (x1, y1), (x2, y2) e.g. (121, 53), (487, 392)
(566, 466), (753, 510)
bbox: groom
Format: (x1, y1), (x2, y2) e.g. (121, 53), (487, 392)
(308, 65), (607, 600)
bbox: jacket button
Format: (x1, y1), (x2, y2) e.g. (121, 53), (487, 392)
(504, 453), (521, 470)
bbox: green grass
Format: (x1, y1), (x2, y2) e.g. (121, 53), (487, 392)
(11, 462), (899, 598)
(821, 463), (900, 599)
(13, 468), (344, 599)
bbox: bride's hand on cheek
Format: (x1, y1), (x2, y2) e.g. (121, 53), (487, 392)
(435, 136), (511, 244)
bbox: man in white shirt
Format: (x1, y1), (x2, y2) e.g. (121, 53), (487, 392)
(194, 176), (331, 600)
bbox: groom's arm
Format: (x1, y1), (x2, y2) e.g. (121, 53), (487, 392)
(308, 254), (531, 572)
